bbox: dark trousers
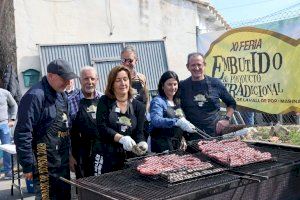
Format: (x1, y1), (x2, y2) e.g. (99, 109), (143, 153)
(74, 147), (93, 178)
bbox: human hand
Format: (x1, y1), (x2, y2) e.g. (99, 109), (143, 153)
(137, 141), (148, 152)
(216, 119), (230, 135)
(180, 137), (187, 151)
(24, 172), (33, 180)
(8, 120), (15, 128)
(69, 154), (77, 172)
(132, 141), (148, 155)
(176, 118), (195, 133)
(133, 141), (148, 156)
(119, 136), (136, 151)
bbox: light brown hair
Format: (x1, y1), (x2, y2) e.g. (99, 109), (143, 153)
(105, 65), (133, 99)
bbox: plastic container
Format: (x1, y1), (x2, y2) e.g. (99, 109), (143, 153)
(26, 179), (35, 193)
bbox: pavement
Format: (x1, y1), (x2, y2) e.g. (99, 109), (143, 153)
(0, 156), (77, 199)
(0, 173), (77, 200)
(0, 177), (35, 200)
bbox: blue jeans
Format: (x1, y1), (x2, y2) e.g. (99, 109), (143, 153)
(0, 123), (12, 173)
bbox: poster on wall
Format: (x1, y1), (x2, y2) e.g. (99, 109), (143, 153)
(200, 27), (300, 114)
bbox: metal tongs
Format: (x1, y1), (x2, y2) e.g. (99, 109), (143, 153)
(193, 127), (213, 139)
(193, 126), (250, 140)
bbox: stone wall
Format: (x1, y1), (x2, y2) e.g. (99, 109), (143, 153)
(0, 0), (17, 78)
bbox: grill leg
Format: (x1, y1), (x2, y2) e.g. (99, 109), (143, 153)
(11, 154), (14, 196)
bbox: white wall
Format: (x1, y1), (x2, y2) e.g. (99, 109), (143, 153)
(14, 0), (209, 93)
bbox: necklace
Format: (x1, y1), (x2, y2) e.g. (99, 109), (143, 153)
(116, 98), (127, 103)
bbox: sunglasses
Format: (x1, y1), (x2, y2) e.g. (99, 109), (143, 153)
(121, 58), (134, 64)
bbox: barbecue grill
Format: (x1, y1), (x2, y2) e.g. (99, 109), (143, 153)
(127, 151), (226, 184)
(69, 142), (300, 200)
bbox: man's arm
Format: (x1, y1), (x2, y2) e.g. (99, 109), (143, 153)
(134, 100), (146, 143)
(6, 90), (18, 120)
(216, 78), (237, 134)
(14, 94), (43, 173)
(6, 90), (18, 127)
(225, 106), (235, 119)
(138, 73), (149, 110)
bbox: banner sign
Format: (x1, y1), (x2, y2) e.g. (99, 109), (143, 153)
(205, 27), (300, 114)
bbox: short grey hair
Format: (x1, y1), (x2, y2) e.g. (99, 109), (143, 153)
(80, 66), (98, 78)
(121, 45), (137, 56)
(186, 52), (206, 65)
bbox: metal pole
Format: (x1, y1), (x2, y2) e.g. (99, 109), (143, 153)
(278, 114), (283, 124)
(196, 26), (200, 52)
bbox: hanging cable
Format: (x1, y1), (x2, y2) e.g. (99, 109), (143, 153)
(105, 0), (114, 35)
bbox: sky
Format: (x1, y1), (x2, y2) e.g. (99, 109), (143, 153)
(210, 0), (300, 26)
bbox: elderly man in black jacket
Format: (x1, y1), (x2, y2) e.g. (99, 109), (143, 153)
(14, 59), (78, 200)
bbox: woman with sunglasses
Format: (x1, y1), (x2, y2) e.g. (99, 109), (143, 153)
(93, 65), (147, 174)
(150, 71), (196, 153)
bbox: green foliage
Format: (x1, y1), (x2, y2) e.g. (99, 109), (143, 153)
(289, 131), (300, 145)
(248, 126), (300, 146)
(261, 131), (270, 140)
(276, 131), (289, 142)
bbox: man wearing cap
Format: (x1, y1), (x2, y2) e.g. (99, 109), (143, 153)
(14, 59), (78, 199)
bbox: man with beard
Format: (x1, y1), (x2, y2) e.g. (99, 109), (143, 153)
(68, 66), (102, 178)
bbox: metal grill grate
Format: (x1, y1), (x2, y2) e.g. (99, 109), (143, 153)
(191, 139), (279, 168)
(75, 170), (239, 200)
(74, 144), (300, 200)
(233, 145), (300, 173)
(125, 151), (227, 184)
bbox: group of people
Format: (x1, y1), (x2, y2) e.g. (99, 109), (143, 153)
(12, 46), (236, 199)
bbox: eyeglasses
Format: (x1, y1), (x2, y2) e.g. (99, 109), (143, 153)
(121, 58), (134, 64)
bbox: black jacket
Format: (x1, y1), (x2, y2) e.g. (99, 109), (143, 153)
(14, 76), (68, 173)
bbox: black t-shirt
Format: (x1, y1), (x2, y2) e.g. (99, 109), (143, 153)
(95, 95), (146, 154)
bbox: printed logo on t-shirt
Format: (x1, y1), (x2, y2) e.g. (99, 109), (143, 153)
(193, 93), (207, 107)
(118, 116), (132, 127)
(175, 108), (184, 118)
(87, 105), (97, 113)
